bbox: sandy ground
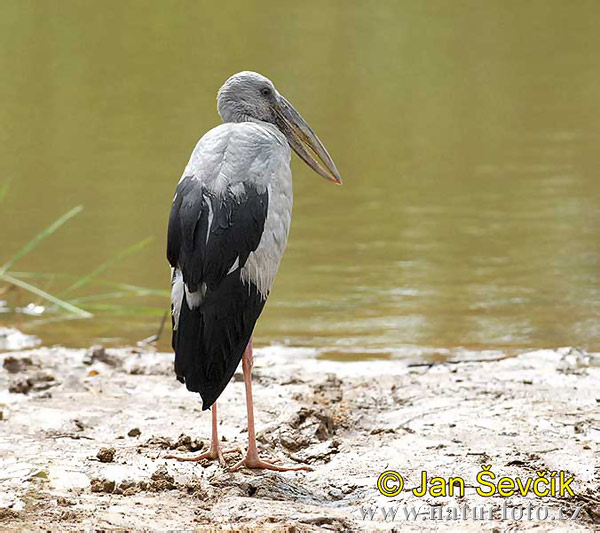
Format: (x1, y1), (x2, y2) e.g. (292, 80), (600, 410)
(0, 343), (599, 531)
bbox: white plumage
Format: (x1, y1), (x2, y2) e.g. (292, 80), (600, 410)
(177, 121), (293, 302)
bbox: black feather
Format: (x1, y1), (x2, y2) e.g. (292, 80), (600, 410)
(167, 176), (269, 410)
(173, 276), (266, 409)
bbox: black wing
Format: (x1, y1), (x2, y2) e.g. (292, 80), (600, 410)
(167, 176), (269, 409)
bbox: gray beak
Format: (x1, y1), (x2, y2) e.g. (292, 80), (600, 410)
(274, 95), (342, 185)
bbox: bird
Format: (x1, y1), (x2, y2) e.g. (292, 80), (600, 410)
(165, 71), (341, 471)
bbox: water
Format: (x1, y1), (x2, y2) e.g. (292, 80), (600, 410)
(1, 1), (600, 358)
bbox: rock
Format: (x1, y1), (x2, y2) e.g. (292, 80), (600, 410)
(149, 465), (175, 491)
(96, 447), (115, 463)
(279, 428), (311, 451)
(3, 356), (34, 373)
(90, 478), (115, 493)
(144, 436), (174, 449)
(8, 378), (32, 394)
(151, 464), (174, 483)
(118, 478), (137, 491)
(30, 372), (56, 391)
(143, 434), (203, 451)
(84, 345), (105, 364)
(127, 427), (141, 438)
(287, 407), (313, 429)
(30, 469), (49, 480)
(370, 427), (396, 435)
(172, 433), (203, 451)
(273, 406), (337, 451)
(114, 479), (139, 496)
(8, 372), (56, 394)
(294, 439), (339, 464)
(84, 345), (120, 367)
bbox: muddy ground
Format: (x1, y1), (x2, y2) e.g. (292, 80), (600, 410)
(0, 343), (599, 531)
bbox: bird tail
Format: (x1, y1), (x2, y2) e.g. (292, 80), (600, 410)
(172, 297), (206, 398)
(172, 275), (266, 410)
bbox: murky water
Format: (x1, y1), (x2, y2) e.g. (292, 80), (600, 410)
(2, 1), (600, 358)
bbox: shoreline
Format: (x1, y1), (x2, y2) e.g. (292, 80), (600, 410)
(0, 345), (598, 531)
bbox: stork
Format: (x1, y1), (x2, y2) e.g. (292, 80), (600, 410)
(166, 72), (341, 471)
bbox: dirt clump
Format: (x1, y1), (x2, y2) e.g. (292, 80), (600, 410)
(8, 372), (56, 394)
(3, 355), (36, 373)
(113, 479), (140, 496)
(149, 465), (176, 491)
(96, 447), (115, 463)
(143, 433), (203, 452)
(83, 345), (121, 367)
(90, 478), (116, 493)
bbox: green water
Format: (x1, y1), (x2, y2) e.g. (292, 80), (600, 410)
(1, 1), (600, 358)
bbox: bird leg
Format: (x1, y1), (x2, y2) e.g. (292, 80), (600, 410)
(164, 402), (240, 466)
(229, 338), (313, 472)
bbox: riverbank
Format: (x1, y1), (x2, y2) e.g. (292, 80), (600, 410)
(0, 344), (598, 531)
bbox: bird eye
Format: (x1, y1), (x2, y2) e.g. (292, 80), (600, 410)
(260, 87), (272, 97)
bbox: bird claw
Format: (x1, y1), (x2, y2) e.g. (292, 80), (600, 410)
(228, 454), (312, 472)
(165, 445), (240, 467)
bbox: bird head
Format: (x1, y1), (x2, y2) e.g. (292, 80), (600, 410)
(217, 71), (342, 185)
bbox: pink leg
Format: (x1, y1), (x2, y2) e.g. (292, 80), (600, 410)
(165, 402), (239, 465)
(230, 338), (312, 472)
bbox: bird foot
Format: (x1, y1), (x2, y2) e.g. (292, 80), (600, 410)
(165, 445), (241, 467)
(229, 453), (313, 472)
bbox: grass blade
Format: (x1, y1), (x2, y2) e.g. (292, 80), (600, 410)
(9, 272), (171, 298)
(1, 273), (93, 318)
(69, 291), (148, 303)
(88, 280), (170, 298)
(6, 272), (75, 281)
(23, 314), (89, 327)
(0, 205), (83, 276)
(82, 303), (166, 316)
(59, 236), (153, 297)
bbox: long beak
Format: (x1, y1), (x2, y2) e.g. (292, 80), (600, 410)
(274, 95), (342, 185)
